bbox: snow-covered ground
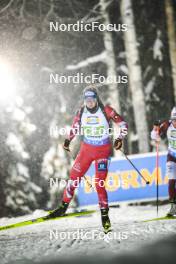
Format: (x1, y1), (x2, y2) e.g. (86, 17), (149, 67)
(0, 204), (176, 264)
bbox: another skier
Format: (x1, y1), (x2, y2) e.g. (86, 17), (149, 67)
(48, 87), (128, 232)
(151, 107), (176, 216)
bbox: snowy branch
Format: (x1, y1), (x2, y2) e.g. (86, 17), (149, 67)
(81, 0), (113, 23)
(19, 0), (26, 19)
(43, 0), (56, 23)
(81, 2), (101, 22)
(0, 0), (14, 14)
(66, 51), (107, 70)
(100, 0), (114, 11)
(81, 16), (103, 23)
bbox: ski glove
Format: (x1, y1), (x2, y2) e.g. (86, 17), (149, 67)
(63, 139), (70, 152)
(114, 138), (122, 150)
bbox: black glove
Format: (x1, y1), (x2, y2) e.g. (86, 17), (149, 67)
(114, 138), (122, 150)
(63, 139), (70, 152)
(153, 120), (161, 126)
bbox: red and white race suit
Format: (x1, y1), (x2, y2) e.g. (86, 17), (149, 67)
(151, 120), (176, 201)
(62, 105), (128, 208)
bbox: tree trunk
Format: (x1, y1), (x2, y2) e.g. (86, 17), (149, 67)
(165, 0), (176, 103)
(120, 0), (149, 153)
(100, 0), (121, 114)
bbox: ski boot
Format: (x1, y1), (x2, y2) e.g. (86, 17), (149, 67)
(167, 199), (176, 217)
(101, 208), (111, 234)
(46, 202), (69, 219)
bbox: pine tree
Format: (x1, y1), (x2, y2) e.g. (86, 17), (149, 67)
(5, 97), (41, 215)
(41, 113), (78, 209)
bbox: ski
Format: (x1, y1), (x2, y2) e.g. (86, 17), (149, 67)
(143, 215), (176, 222)
(0, 210), (96, 231)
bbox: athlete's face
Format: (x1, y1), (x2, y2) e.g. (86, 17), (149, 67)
(85, 97), (97, 109)
(172, 119), (176, 128)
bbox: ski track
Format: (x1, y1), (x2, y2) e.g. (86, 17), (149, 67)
(0, 205), (176, 264)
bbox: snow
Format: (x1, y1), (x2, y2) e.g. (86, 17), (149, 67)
(129, 132), (138, 142)
(22, 27), (38, 40)
(117, 64), (129, 74)
(6, 133), (24, 154)
(0, 204), (176, 263)
(145, 77), (155, 101)
(4, 100), (41, 215)
(12, 108), (25, 121)
(66, 51), (107, 70)
(153, 30), (163, 61)
(17, 163), (30, 178)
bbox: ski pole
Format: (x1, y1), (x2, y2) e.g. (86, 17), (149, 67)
(156, 128), (160, 216)
(156, 141), (159, 216)
(83, 176), (93, 189)
(119, 149), (150, 185)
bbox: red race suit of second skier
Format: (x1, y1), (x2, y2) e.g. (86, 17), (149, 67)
(151, 107), (176, 209)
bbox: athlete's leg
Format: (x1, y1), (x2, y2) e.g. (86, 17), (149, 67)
(63, 143), (93, 203)
(94, 158), (109, 208)
(166, 161), (176, 201)
(46, 143), (93, 219)
(166, 161), (176, 216)
(169, 180), (176, 200)
(93, 144), (111, 209)
(94, 145), (111, 231)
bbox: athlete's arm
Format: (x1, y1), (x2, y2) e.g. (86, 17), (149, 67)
(63, 110), (81, 152)
(159, 121), (170, 136)
(104, 105), (128, 139)
(67, 109), (81, 141)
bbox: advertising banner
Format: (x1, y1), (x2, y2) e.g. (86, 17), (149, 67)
(77, 152), (168, 206)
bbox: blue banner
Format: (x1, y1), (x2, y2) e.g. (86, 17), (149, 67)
(77, 152), (168, 206)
